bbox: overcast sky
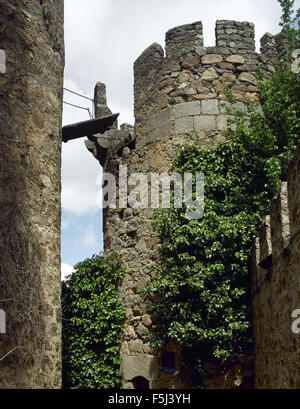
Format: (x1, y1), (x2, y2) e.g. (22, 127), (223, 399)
(61, 0), (299, 280)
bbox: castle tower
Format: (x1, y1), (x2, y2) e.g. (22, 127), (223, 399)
(88, 20), (282, 388)
(0, 1), (64, 388)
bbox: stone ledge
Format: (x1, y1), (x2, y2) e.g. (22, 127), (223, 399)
(121, 355), (159, 381)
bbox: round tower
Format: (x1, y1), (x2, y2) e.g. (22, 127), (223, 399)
(88, 20), (282, 389)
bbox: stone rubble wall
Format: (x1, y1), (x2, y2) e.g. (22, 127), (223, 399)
(89, 20), (284, 389)
(252, 143), (300, 389)
(0, 0), (64, 389)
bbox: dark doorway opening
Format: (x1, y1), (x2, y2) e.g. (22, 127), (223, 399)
(162, 351), (176, 374)
(132, 376), (150, 389)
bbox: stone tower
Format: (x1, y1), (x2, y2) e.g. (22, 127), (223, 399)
(0, 1), (64, 388)
(87, 20), (284, 388)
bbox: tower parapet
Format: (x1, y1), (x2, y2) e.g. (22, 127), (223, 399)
(215, 20), (255, 54)
(133, 20), (282, 150)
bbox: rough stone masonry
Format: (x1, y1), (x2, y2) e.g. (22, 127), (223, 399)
(0, 0), (64, 388)
(87, 20), (286, 388)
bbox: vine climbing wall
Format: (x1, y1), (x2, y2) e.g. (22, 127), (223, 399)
(87, 19), (284, 389)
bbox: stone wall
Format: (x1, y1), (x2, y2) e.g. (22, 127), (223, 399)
(252, 143), (300, 389)
(0, 0), (64, 388)
(88, 20), (283, 389)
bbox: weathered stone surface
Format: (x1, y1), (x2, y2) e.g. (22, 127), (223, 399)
(146, 107), (171, 144)
(134, 42), (164, 96)
(166, 21), (203, 60)
(202, 99), (219, 115)
(196, 85), (210, 94)
(201, 54), (223, 64)
(201, 67), (218, 80)
(218, 62), (235, 70)
(122, 355), (159, 381)
(194, 115), (216, 131)
(194, 92), (218, 100)
(216, 115), (230, 130)
(181, 56), (200, 69)
(174, 101), (201, 118)
(252, 146), (300, 389)
(226, 55), (245, 64)
(245, 92), (259, 102)
(0, 0), (64, 389)
(238, 72), (257, 85)
(94, 82), (114, 122)
(142, 314), (152, 327)
(221, 72), (237, 82)
(183, 87), (197, 95)
(178, 70), (194, 83)
(175, 117), (194, 134)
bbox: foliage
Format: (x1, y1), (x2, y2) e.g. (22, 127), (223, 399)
(62, 253), (126, 389)
(277, 0), (300, 52)
(144, 1), (300, 385)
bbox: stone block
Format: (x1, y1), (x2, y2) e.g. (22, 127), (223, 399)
(201, 67), (218, 80)
(201, 54), (223, 64)
(174, 101), (201, 118)
(175, 117), (194, 134)
(194, 93), (217, 100)
(121, 355), (159, 381)
(178, 70), (194, 83)
(194, 115), (216, 131)
(146, 107), (171, 144)
(202, 99), (219, 115)
(181, 56), (200, 69)
(183, 87), (197, 95)
(221, 72), (237, 82)
(238, 72), (257, 85)
(218, 62), (235, 70)
(225, 55), (245, 64)
(142, 314), (152, 326)
(220, 101), (245, 114)
(216, 115), (229, 130)
(128, 339), (143, 353)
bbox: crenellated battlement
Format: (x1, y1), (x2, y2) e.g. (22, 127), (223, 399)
(215, 20), (255, 54)
(133, 20), (282, 149)
(165, 21), (204, 60)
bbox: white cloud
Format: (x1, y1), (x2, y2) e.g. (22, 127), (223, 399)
(61, 262), (74, 281)
(82, 225), (98, 247)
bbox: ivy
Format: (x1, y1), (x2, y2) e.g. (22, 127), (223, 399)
(62, 253), (126, 389)
(144, 1), (300, 386)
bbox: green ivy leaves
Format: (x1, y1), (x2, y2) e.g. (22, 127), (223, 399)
(62, 253), (125, 389)
(144, 59), (299, 385)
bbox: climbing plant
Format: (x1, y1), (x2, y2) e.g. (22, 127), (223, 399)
(62, 253), (125, 389)
(144, 0), (300, 385)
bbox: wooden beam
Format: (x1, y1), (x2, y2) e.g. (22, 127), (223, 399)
(62, 113), (119, 143)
